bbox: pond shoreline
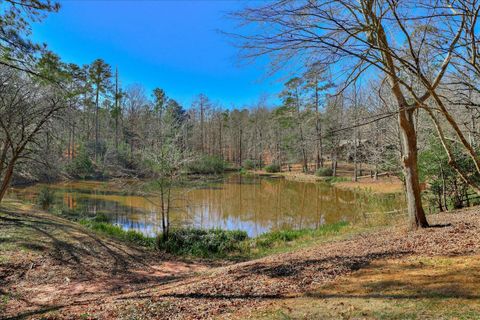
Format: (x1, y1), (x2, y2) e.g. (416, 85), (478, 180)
(8, 174), (406, 240)
(246, 169), (404, 194)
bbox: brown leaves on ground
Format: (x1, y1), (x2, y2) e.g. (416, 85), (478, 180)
(1, 204), (479, 319)
(248, 255), (480, 320)
(93, 209), (480, 320)
(0, 201), (210, 319)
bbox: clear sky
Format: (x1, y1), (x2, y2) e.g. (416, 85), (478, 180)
(31, 0), (283, 108)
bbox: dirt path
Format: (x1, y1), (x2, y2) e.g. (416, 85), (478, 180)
(1, 203), (479, 319)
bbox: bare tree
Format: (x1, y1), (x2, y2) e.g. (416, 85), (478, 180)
(0, 67), (67, 201)
(230, 0), (464, 228)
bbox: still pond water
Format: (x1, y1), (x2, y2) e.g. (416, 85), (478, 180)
(8, 174), (405, 237)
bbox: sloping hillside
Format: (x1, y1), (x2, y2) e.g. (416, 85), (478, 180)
(1, 202), (479, 319)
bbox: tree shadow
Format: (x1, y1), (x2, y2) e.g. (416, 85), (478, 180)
(234, 251), (412, 281)
(306, 290), (480, 300)
(0, 204), (224, 319)
(428, 223), (453, 228)
(3, 305), (65, 320)
(304, 255), (480, 302)
(0, 206), (199, 292)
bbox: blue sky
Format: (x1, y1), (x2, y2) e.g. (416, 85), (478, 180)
(31, 0), (283, 108)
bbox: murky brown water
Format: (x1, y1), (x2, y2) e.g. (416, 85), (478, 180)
(8, 174), (405, 236)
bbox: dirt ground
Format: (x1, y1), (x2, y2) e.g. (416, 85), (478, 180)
(1, 201), (479, 319)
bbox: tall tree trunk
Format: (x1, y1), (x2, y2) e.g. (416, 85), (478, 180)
(238, 128), (243, 166)
(72, 122), (76, 158)
(200, 100), (205, 154)
(398, 106), (429, 228)
(115, 67), (119, 151)
(95, 87), (99, 163)
(315, 80), (323, 169)
(67, 127), (71, 160)
(375, 19), (429, 229)
(84, 92), (90, 141)
(353, 133), (358, 182)
(218, 118), (223, 158)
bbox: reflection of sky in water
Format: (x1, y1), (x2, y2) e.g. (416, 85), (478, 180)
(8, 175), (405, 237)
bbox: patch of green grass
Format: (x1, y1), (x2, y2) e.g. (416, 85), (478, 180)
(250, 221), (349, 256)
(79, 219), (156, 248)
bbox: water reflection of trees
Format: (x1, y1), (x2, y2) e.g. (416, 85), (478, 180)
(10, 177), (405, 237)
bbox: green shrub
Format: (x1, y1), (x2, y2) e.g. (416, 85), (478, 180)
(93, 213), (110, 223)
(315, 167), (333, 177)
(243, 160), (255, 170)
(65, 146), (95, 179)
(243, 159), (264, 170)
(37, 187), (55, 209)
(264, 164), (281, 173)
(157, 228), (248, 257)
(186, 155), (227, 174)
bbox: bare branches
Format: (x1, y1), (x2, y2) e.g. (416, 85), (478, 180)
(0, 66), (67, 201)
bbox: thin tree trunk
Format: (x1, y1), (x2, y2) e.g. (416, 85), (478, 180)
(72, 122), (76, 159)
(315, 79), (323, 169)
(160, 184), (166, 239)
(115, 67), (119, 151)
(200, 100), (205, 154)
(95, 87), (99, 163)
(239, 128), (243, 166)
(0, 160), (15, 202)
(166, 184), (171, 240)
(67, 128), (71, 160)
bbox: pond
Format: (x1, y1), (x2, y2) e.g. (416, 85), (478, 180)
(8, 174), (405, 237)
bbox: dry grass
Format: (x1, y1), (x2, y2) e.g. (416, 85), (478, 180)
(248, 255), (480, 320)
(248, 161), (404, 194)
(250, 170), (325, 182)
(334, 176), (404, 194)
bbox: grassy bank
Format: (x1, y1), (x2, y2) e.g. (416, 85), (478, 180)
(248, 221), (349, 257)
(76, 214), (350, 259)
(79, 218), (157, 248)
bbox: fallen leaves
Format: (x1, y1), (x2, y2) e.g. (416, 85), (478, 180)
(2, 207), (480, 319)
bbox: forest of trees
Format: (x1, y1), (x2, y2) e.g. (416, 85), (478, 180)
(2, 0), (480, 231)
